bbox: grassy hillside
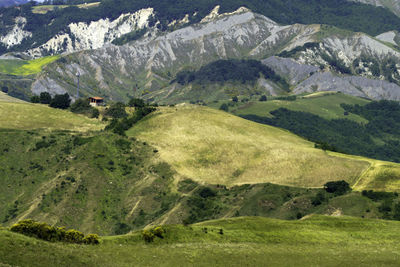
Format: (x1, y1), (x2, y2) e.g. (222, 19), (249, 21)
(213, 92), (370, 123)
(0, 56), (59, 76)
(0, 101), (102, 131)
(0, 91), (25, 103)
(0, 129), (181, 235)
(1, 215), (400, 266)
(127, 105), (400, 189)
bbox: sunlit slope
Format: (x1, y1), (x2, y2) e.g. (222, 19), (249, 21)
(228, 92), (370, 123)
(0, 92), (25, 103)
(128, 105), (373, 187)
(1, 215), (400, 266)
(0, 102), (103, 131)
(0, 56), (59, 76)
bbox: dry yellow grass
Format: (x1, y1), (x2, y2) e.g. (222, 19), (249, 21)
(128, 104), (379, 188)
(0, 92), (26, 103)
(0, 102), (103, 131)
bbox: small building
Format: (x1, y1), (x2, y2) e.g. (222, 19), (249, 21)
(89, 97), (104, 107)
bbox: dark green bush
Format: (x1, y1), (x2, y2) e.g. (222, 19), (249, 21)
(50, 93), (71, 109)
(39, 92), (52, 104)
(324, 180), (351, 196)
(105, 102), (127, 118)
(31, 95), (40, 103)
(219, 103), (229, 112)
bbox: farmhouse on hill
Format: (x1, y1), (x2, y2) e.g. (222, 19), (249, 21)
(89, 97), (104, 107)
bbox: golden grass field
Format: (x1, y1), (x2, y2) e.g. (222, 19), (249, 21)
(0, 101), (103, 131)
(127, 104), (400, 189)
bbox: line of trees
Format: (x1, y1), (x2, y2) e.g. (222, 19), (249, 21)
(31, 92), (71, 109)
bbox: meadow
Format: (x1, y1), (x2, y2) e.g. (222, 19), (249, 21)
(222, 92), (370, 123)
(127, 104), (400, 190)
(0, 56), (59, 76)
(1, 215), (400, 266)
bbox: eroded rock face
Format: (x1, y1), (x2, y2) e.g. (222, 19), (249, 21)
(0, 8), (154, 57)
(0, 17), (32, 48)
(26, 8), (400, 102)
(31, 9), (318, 100)
(26, 8), (154, 58)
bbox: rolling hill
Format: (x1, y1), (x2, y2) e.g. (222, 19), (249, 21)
(127, 104), (400, 190)
(213, 92), (370, 123)
(2, 99), (400, 235)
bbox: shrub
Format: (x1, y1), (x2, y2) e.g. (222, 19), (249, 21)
(142, 230), (155, 243)
(198, 187), (216, 198)
(1, 86), (8, 93)
(10, 219), (99, 245)
(31, 95), (40, 103)
(91, 108), (100, 118)
(105, 102), (127, 118)
(324, 180), (351, 196)
(232, 96), (238, 102)
(83, 234), (100, 245)
(142, 226), (165, 242)
(259, 95), (267, 101)
(128, 98), (146, 108)
(39, 92), (52, 104)
(219, 103), (229, 112)
(152, 227), (165, 238)
(70, 98), (91, 113)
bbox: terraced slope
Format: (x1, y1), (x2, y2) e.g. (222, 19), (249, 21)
(1, 215), (400, 266)
(127, 105), (400, 189)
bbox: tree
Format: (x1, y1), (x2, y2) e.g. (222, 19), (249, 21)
(50, 93), (71, 109)
(219, 103), (229, 112)
(128, 98), (145, 108)
(232, 96), (238, 102)
(105, 102), (127, 118)
(1, 86), (8, 93)
(324, 180), (351, 196)
(259, 95), (267, 101)
(31, 95), (40, 103)
(39, 92), (52, 104)
(70, 98), (91, 113)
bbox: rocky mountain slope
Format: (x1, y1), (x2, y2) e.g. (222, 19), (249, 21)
(22, 8), (400, 103)
(1, 0), (400, 57)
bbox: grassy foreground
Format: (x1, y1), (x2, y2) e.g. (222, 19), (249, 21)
(0, 56), (59, 76)
(127, 105), (400, 189)
(1, 215), (400, 266)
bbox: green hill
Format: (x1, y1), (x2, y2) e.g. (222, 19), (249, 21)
(127, 105), (400, 190)
(2, 101), (400, 236)
(0, 56), (59, 76)
(1, 215), (400, 266)
(225, 92), (370, 123)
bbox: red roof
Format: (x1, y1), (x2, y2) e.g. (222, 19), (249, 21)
(89, 97), (104, 100)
